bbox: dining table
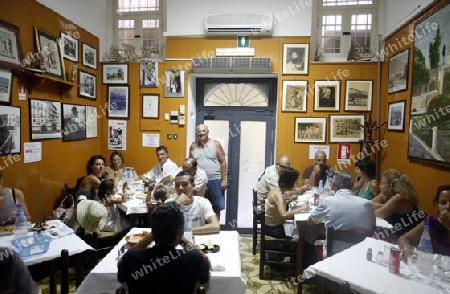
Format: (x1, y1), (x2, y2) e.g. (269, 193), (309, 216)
(0, 219), (93, 287)
(116, 180), (149, 227)
(76, 228), (246, 294)
(303, 237), (450, 294)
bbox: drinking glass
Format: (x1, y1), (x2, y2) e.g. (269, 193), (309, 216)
(382, 245), (392, 265)
(404, 245), (418, 279)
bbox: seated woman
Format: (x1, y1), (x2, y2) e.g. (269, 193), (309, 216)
(398, 185), (450, 256)
(0, 171), (31, 224)
(105, 151), (138, 181)
(352, 158), (379, 200)
(97, 179), (129, 232)
(372, 168), (426, 241)
(77, 155), (107, 201)
(264, 167), (309, 261)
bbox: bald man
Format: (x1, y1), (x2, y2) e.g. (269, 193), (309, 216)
(256, 155), (291, 204)
(302, 150), (334, 187)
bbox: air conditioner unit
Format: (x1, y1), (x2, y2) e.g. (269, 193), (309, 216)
(205, 12), (273, 36)
(191, 57), (271, 74)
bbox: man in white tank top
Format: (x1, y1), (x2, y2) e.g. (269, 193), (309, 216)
(190, 124), (227, 220)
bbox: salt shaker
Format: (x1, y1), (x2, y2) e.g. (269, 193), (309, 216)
(366, 248), (372, 261)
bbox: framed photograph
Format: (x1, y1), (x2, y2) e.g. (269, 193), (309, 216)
(140, 62), (158, 88)
(165, 70), (184, 97)
(29, 99), (62, 140)
(62, 104), (86, 142)
(108, 86), (129, 118)
(345, 80), (373, 112)
(60, 32), (78, 62)
(108, 119), (127, 150)
(388, 100), (406, 131)
(85, 106), (98, 138)
(142, 94), (159, 118)
(294, 117), (326, 143)
(388, 48), (409, 94)
(314, 80), (340, 111)
(0, 68), (12, 103)
(409, 2), (450, 168)
(282, 80), (307, 112)
(82, 43), (97, 69)
(282, 44), (309, 75)
(329, 114), (364, 143)
(35, 27), (65, 81)
(0, 105), (20, 154)
(102, 63), (128, 84)
(0, 20), (23, 71)
(78, 70), (96, 99)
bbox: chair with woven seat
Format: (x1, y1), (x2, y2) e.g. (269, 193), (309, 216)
(259, 199), (300, 280)
(252, 189), (260, 255)
(326, 226), (373, 257)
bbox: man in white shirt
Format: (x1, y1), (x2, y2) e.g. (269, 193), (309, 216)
(143, 146), (179, 188)
(256, 155), (291, 203)
(161, 158), (208, 196)
(172, 171), (219, 235)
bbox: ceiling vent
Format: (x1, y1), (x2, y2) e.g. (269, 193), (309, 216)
(192, 57), (271, 74)
(205, 12), (273, 36)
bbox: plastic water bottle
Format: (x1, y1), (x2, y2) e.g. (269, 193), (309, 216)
(184, 207), (192, 242)
(129, 167), (135, 187)
(417, 224), (434, 276)
(323, 176), (331, 197)
(318, 179), (324, 195)
(13, 204), (29, 238)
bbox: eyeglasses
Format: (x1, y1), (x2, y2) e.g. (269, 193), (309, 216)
(277, 163), (290, 169)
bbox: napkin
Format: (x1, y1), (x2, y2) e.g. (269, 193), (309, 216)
(208, 253), (225, 271)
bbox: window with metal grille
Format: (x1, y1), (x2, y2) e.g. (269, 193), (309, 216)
(314, 0), (378, 61)
(113, 0), (163, 58)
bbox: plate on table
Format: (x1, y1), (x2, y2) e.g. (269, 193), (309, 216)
(125, 233), (146, 246)
(199, 243), (220, 253)
(32, 222), (50, 231)
(136, 193), (147, 200)
(0, 225), (14, 236)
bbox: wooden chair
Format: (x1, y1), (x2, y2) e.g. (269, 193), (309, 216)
(29, 249), (70, 294)
(77, 228), (127, 261)
(259, 199), (300, 280)
(340, 281), (353, 294)
(196, 285), (206, 294)
(252, 189), (260, 255)
(326, 226), (373, 257)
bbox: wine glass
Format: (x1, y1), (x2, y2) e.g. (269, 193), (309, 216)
(404, 245), (418, 280)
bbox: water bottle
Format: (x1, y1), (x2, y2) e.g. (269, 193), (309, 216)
(417, 224), (434, 276)
(184, 207), (192, 242)
(13, 204), (29, 238)
(318, 179), (324, 195)
(129, 167), (135, 187)
(323, 176), (331, 197)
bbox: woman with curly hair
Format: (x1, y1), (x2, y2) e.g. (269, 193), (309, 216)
(372, 168), (426, 239)
(77, 155), (107, 201)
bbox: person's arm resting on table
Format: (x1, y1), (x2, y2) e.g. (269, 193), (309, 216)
(193, 215), (220, 235)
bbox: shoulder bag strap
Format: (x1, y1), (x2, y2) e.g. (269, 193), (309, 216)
(12, 188), (16, 203)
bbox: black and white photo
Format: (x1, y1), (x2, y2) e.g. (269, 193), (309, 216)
(61, 32), (78, 62)
(329, 114), (364, 143)
(314, 80), (340, 111)
(35, 27), (65, 81)
(0, 67), (12, 103)
(85, 106), (98, 138)
(388, 100), (406, 131)
(0, 105), (20, 154)
(164, 69), (184, 97)
(62, 104), (86, 142)
(140, 62), (158, 88)
(294, 117), (326, 143)
(388, 48), (409, 94)
(0, 20), (23, 71)
(82, 43), (97, 69)
(29, 99), (61, 140)
(282, 44), (309, 75)
(345, 80), (373, 112)
(78, 70), (96, 99)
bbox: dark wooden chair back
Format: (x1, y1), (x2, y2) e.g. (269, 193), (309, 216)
(327, 226), (372, 257)
(252, 189), (260, 255)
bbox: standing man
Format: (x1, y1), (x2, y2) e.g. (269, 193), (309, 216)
(143, 146), (179, 189)
(302, 150), (333, 187)
(190, 124), (227, 220)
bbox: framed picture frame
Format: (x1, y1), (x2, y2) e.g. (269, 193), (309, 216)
(35, 27), (65, 81)
(344, 80), (373, 112)
(388, 48), (409, 94)
(60, 32), (78, 62)
(329, 114), (364, 143)
(102, 63), (128, 84)
(62, 104), (86, 142)
(314, 80), (340, 111)
(0, 105), (20, 154)
(0, 20), (23, 71)
(282, 44), (309, 75)
(388, 100), (406, 131)
(29, 99), (62, 140)
(0, 68), (13, 103)
(78, 70), (96, 99)
(408, 2), (450, 168)
(140, 62), (158, 88)
(294, 117), (326, 143)
(142, 94), (159, 118)
(282, 80), (307, 112)
(82, 43), (97, 69)
(165, 69), (184, 97)
(85, 106), (98, 138)
(108, 85), (129, 118)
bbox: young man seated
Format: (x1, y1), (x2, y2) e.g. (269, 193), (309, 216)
(118, 201), (210, 294)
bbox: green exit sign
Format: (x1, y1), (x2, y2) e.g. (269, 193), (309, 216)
(237, 36), (250, 48)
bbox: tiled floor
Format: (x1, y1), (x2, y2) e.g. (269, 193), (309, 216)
(38, 234), (316, 294)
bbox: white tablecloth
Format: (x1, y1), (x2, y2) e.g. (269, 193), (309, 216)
(117, 197), (148, 215)
(303, 237), (449, 294)
(0, 220), (92, 266)
(76, 228), (246, 294)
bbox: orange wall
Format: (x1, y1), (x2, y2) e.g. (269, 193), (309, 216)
(1, 0), (101, 220)
(379, 0), (450, 215)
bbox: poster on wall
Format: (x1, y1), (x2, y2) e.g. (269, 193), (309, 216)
(108, 119), (126, 150)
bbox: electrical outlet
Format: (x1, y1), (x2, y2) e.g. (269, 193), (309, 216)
(167, 134), (172, 139)
(179, 105), (185, 115)
(173, 134), (178, 140)
(164, 113), (169, 120)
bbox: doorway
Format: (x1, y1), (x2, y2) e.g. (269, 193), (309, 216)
(195, 77), (277, 231)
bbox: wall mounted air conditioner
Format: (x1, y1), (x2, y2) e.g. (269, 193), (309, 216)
(192, 57), (271, 74)
(205, 12), (273, 36)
